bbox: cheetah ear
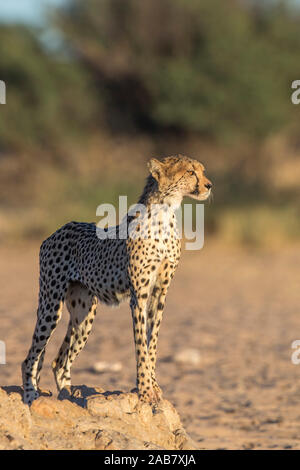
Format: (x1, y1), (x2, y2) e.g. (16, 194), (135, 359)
(148, 158), (165, 182)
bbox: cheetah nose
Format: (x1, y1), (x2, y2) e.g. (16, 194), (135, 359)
(205, 182), (212, 190)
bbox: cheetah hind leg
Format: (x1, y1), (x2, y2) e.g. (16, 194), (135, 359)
(52, 281), (98, 392)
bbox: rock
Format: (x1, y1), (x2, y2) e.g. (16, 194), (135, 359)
(94, 429), (162, 450)
(31, 395), (88, 421)
(0, 386), (198, 450)
(0, 387), (32, 449)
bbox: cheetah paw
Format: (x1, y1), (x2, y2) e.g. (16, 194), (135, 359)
(138, 387), (161, 405)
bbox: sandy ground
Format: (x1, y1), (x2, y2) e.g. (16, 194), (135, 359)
(1, 240), (300, 449)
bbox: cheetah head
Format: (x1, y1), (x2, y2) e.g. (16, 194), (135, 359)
(148, 155), (212, 207)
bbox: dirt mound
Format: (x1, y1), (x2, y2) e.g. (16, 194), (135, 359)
(0, 386), (197, 450)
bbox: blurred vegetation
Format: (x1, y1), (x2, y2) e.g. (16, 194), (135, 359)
(0, 25), (99, 154)
(0, 0), (300, 247)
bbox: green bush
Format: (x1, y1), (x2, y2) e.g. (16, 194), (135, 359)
(1, 1), (300, 152)
(0, 25), (98, 153)
(56, 0), (300, 140)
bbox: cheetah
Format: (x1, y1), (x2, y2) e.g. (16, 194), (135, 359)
(22, 155), (212, 405)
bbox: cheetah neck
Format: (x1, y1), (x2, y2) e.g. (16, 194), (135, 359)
(138, 175), (182, 210)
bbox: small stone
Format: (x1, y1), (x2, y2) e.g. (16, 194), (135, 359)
(174, 349), (201, 366)
(91, 361), (123, 373)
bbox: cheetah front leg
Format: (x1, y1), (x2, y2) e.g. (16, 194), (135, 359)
(146, 283), (163, 401)
(147, 261), (175, 401)
(130, 292), (155, 404)
(128, 258), (163, 404)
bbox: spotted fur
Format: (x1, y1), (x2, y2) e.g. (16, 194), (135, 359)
(22, 155), (212, 405)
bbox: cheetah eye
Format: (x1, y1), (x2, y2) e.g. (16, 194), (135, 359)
(187, 170), (195, 176)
